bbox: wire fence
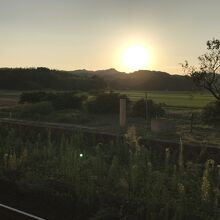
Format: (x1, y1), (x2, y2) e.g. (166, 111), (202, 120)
(0, 203), (46, 220)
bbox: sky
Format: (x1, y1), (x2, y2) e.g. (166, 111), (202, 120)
(0, 0), (220, 74)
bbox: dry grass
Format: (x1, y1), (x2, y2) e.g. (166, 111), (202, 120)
(0, 98), (18, 108)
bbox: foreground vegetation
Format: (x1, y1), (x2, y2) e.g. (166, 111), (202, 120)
(0, 126), (219, 219)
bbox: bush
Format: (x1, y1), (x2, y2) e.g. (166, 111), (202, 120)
(50, 111), (89, 124)
(132, 99), (165, 118)
(51, 93), (87, 110)
(20, 91), (87, 110)
(201, 101), (220, 125)
(20, 91), (46, 103)
(87, 92), (130, 114)
(18, 101), (54, 118)
(89, 90), (103, 96)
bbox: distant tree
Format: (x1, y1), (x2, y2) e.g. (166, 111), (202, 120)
(20, 91), (86, 110)
(132, 99), (165, 119)
(51, 92), (86, 110)
(20, 91), (46, 103)
(182, 38), (220, 101)
(0, 68), (107, 91)
(87, 92), (130, 114)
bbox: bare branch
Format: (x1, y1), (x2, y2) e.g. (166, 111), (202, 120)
(183, 38), (220, 101)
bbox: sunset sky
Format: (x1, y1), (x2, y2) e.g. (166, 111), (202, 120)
(0, 0), (220, 74)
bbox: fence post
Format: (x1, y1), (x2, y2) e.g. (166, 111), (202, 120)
(120, 98), (126, 127)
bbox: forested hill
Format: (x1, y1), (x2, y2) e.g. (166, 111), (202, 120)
(69, 69), (196, 91)
(0, 68), (106, 90)
(0, 67), (195, 91)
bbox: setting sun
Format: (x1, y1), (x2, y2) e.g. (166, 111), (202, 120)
(121, 44), (150, 72)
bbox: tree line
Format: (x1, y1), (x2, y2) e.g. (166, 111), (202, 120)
(0, 67), (106, 91)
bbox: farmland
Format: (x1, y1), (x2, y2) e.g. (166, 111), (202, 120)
(116, 90), (214, 109)
(0, 90), (214, 109)
(0, 91), (20, 108)
(0, 90), (219, 146)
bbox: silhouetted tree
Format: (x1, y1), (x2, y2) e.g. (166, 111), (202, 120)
(182, 38), (220, 101)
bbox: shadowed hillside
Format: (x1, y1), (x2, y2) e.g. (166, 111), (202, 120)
(0, 67), (196, 91)
(70, 69), (196, 91)
(0, 68), (106, 91)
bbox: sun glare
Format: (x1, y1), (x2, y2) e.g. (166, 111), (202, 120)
(121, 44), (150, 72)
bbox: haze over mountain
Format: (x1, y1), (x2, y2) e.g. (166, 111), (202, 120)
(69, 68), (196, 91)
(0, 67), (196, 91)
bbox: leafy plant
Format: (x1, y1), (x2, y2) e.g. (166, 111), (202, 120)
(87, 92), (130, 114)
(19, 91), (87, 110)
(0, 126), (219, 220)
(17, 101), (54, 118)
(51, 92), (86, 110)
(20, 91), (47, 103)
(201, 101), (220, 125)
(132, 98), (165, 119)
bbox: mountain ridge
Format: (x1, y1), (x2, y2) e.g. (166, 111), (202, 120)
(68, 68), (195, 91)
(0, 67), (196, 91)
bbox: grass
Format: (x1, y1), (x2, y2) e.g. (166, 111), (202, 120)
(0, 89), (214, 109)
(0, 90), (20, 108)
(0, 90), (21, 101)
(0, 126), (219, 220)
(116, 90), (215, 108)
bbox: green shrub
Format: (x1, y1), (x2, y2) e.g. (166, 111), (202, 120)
(87, 92), (130, 114)
(132, 98), (165, 118)
(18, 101), (54, 118)
(201, 101), (220, 125)
(51, 93), (87, 110)
(89, 90), (103, 96)
(20, 91), (46, 103)
(20, 91), (87, 110)
(51, 112), (89, 124)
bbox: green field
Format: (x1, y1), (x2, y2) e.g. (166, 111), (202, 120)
(116, 90), (214, 109)
(0, 90), (215, 109)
